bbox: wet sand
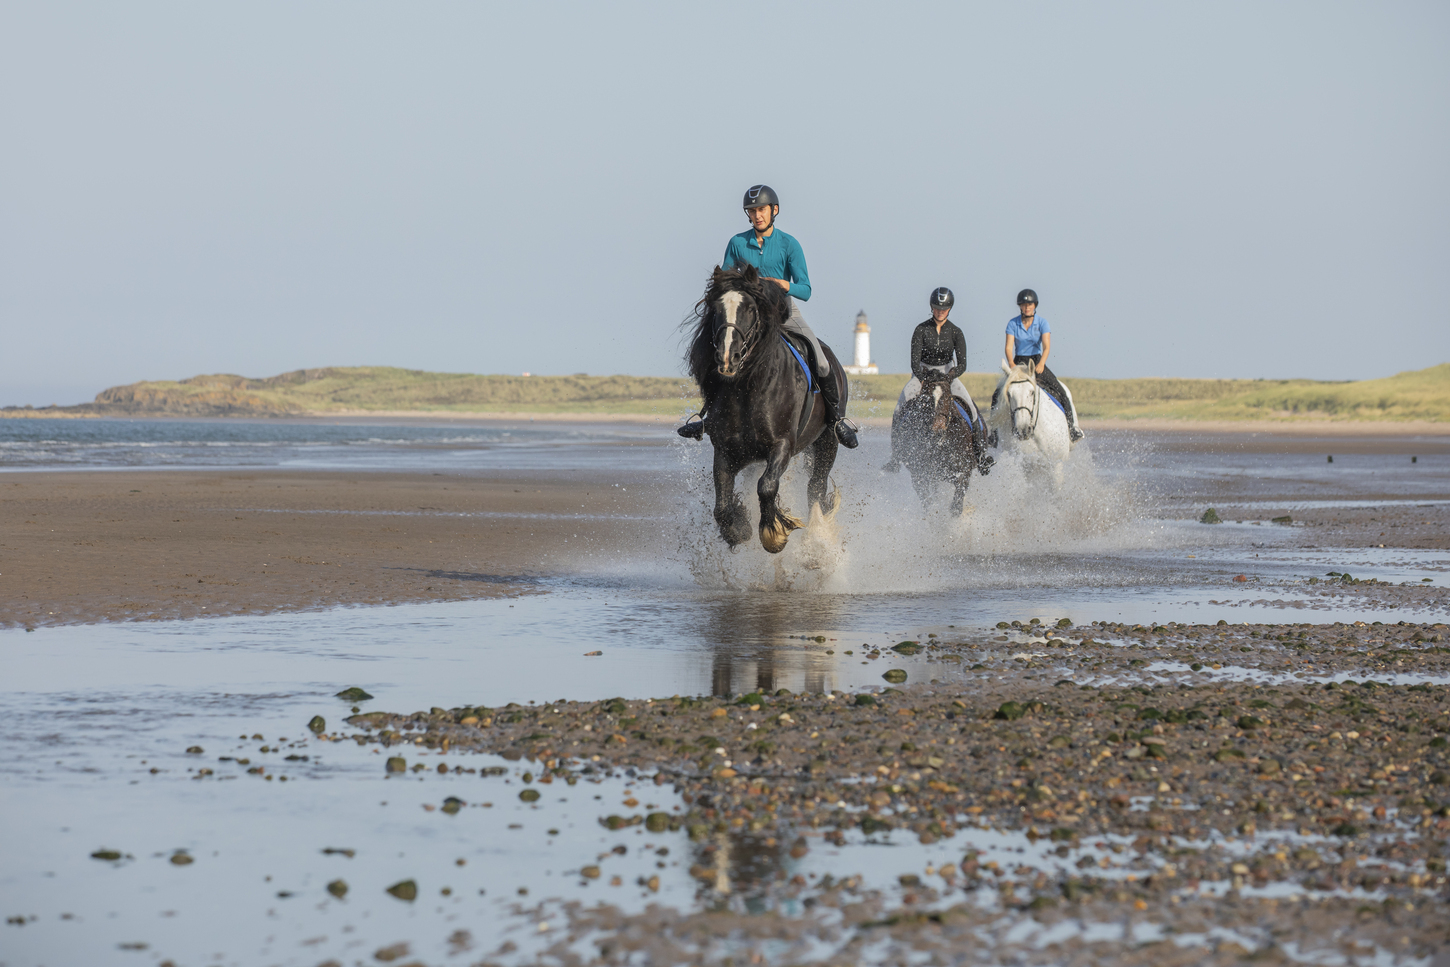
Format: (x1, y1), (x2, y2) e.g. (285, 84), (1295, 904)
(0, 469), (666, 628)
(3, 423), (1449, 627)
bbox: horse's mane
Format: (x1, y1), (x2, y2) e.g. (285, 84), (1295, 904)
(682, 264), (793, 387)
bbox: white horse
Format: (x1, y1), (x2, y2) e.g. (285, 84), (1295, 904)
(988, 359), (1075, 487)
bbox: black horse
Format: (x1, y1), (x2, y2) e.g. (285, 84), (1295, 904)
(685, 264), (844, 553)
(889, 378), (981, 516)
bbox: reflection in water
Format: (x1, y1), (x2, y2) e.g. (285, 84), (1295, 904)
(698, 594), (846, 696)
(690, 825), (791, 906)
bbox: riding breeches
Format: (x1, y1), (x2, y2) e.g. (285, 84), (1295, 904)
(785, 302), (830, 377)
(896, 366), (980, 423)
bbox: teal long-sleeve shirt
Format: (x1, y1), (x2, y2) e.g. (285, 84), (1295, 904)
(721, 228), (811, 301)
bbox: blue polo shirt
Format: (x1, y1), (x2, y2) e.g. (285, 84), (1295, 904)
(722, 228), (812, 301)
(1006, 313), (1050, 357)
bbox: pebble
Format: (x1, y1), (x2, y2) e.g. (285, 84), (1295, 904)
(384, 880), (417, 902)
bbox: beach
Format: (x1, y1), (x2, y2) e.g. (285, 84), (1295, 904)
(3, 417), (1449, 965)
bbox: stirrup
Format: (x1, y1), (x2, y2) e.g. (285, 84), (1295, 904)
(977, 454), (994, 475)
(833, 418), (859, 449)
(677, 416), (705, 440)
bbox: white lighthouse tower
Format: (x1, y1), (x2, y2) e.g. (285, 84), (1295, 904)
(843, 310), (878, 375)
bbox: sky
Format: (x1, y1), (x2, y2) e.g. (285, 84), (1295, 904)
(2, 2), (1447, 406)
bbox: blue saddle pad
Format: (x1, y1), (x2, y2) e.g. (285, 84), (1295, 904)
(780, 334), (817, 394)
(952, 400), (971, 424)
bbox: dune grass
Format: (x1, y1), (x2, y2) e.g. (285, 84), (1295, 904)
(7, 363), (1446, 422)
(847, 364), (1450, 422)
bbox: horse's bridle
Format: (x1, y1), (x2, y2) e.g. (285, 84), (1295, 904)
(1008, 374), (1041, 437)
(714, 302), (760, 373)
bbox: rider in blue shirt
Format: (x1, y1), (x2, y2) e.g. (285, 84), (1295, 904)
(993, 288), (1084, 441)
(678, 185), (858, 449)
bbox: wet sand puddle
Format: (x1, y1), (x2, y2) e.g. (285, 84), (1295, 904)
(3, 429), (1448, 964)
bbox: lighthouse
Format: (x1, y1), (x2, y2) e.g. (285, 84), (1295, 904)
(843, 310), (878, 375)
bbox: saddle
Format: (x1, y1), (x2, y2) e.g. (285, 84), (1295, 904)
(779, 333), (820, 438)
(780, 333), (816, 393)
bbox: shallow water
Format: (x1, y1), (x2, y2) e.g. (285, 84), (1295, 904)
(0, 416), (670, 471)
(2, 423), (1448, 964)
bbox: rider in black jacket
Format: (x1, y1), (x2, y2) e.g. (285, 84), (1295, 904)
(891, 287), (993, 471)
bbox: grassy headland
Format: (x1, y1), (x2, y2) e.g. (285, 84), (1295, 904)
(4, 363), (1447, 422)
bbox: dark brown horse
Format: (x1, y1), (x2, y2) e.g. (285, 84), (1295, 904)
(685, 265), (844, 553)
(889, 378), (980, 516)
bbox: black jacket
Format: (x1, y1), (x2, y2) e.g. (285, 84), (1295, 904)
(910, 319), (967, 382)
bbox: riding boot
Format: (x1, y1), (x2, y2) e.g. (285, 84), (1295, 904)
(818, 373), (858, 449)
(974, 419), (995, 474)
(1065, 402), (1085, 442)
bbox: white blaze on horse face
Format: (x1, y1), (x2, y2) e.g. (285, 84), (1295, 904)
(931, 385), (942, 403)
(719, 292), (744, 372)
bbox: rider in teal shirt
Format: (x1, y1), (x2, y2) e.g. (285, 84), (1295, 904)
(722, 229), (811, 302)
(679, 185), (857, 448)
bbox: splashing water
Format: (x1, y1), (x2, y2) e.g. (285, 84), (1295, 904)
(668, 437), (1212, 595)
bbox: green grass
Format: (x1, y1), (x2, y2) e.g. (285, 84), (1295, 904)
(849, 364), (1450, 422)
(7, 362), (1447, 422)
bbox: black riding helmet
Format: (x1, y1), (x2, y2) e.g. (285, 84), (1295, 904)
(930, 287), (954, 310)
(1017, 288), (1039, 306)
(742, 184), (779, 211)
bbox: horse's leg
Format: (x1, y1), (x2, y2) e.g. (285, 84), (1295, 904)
(806, 428), (839, 521)
(953, 439), (971, 515)
(910, 467), (933, 506)
(757, 442), (802, 554)
(712, 448), (752, 547)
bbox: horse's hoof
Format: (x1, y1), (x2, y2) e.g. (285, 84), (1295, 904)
(821, 489), (840, 519)
(759, 512), (803, 554)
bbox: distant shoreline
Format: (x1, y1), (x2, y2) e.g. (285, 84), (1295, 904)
(4, 362), (1447, 425)
(3, 407), (1449, 437)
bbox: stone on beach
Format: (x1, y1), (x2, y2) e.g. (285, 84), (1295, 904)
(385, 879), (417, 901)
